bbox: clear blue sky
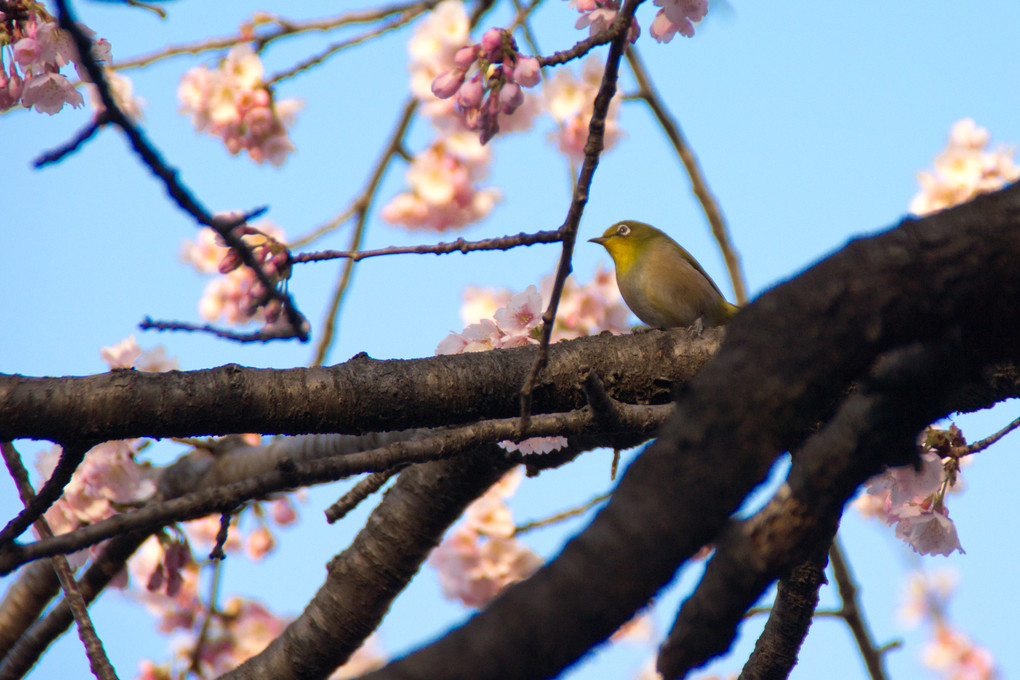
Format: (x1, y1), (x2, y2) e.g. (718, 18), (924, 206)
(3, 1), (1019, 679)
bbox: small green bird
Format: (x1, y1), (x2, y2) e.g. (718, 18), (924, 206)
(589, 220), (739, 330)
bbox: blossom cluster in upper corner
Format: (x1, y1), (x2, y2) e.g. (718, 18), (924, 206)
(178, 44), (301, 167)
(0, 5), (111, 115)
(910, 119), (1019, 216)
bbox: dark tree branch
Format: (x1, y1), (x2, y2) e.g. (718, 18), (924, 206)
(738, 546), (829, 680)
(0, 328), (722, 443)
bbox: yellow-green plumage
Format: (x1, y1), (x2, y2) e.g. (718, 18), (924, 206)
(589, 220), (739, 329)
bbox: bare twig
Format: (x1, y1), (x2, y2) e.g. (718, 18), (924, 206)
(139, 317), (302, 343)
(33, 116), (104, 168)
(293, 230), (562, 263)
(828, 540), (889, 680)
(959, 413), (1020, 456)
(519, 0), (643, 430)
(108, 2), (436, 71)
(325, 467), (405, 524)
(624, 46), (747, 305)
(267, 8), (428, 86)
(514, 491), (611, 535)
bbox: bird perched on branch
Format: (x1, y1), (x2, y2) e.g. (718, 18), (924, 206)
(589, 220), (739, 330)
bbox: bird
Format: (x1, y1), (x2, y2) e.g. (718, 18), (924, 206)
(589, 220), (739, 330)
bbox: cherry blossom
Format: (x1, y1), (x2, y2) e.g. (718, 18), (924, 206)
(568, 0), (641, 43)
(1, 9), (111, 114)
(649, 0), (708, 43)
(857, 430), (965, 556)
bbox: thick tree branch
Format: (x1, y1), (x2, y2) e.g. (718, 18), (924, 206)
(0, 328), (722, 443)
(220, 446), (515, 680)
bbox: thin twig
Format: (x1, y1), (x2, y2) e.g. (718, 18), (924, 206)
(624, 45), (748, 305)
(518, 0), (643, 431)
(293, 230), (562, 263)
(514, 491), (611, 535)
(139, 317), (302, 343)
(188, 556), (224, 676)
(108, 1), (436, 71)
(1, 443), (120, 680)
(960, 414), (1020, 456)
(828, 539), (889, 680)
(267, 8), (428, 86)
(325, 467), (405, 524)
(33, 117), (103, 167)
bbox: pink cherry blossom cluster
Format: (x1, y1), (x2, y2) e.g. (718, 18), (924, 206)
(649, 0), (708, 43)
(569, 0), (640, 43)
(0, 5), (111, 114)
(910, 119), (1020, 216)
(381, 132), (501, 231)
(429, 468), (543, 608)
(543, 56), (625, 163)
(178, 44), (301, 166)
(436, 284), (544, 354)
(898, 570), (997, 680)
(180, 220), (291, 326)
(430, 27), (541, 144)
(566, 0), (706, 44)
(448, 268), (629, 346)
(854, 426), (965, 556)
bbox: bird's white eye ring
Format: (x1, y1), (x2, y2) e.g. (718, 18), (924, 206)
(616, 224), (630, 236)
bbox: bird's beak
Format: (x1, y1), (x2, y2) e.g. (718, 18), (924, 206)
(588, 236), (608, 245)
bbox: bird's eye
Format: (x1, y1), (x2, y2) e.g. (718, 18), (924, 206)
(616, 224), (630, 236)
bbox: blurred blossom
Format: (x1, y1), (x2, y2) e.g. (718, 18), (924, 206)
(567, 0), (640, 43)
(910, 119), (1019, 216)
(178, 45), (301, 166)
(35, 439), (156, 571)
(429, 468), (542, 608)
(899, 569), (959, 627)
(181, 221), (290, 326)
(101, 335), (178, 372)
(923, 624), (997, 680)
(649, 0), (708, 43)
(87, 69), (144, 120)
(382, 132), (501, 231)
(543, 57), (624, 163)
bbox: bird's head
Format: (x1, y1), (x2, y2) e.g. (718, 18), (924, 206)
(588, 220), (665, 272)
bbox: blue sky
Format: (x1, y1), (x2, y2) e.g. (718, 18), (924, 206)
(3, 1), (1019, 679)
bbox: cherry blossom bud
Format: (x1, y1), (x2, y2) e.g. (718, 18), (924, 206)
(218, 248), (243, 274)
(431, 68), (466, 99)
(499, 82), (523, 114)
(453, 45), (480, 70)
(512, 56), (541, 87)
(457, 77), (484, 109)
(480, 28), (505, 62)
